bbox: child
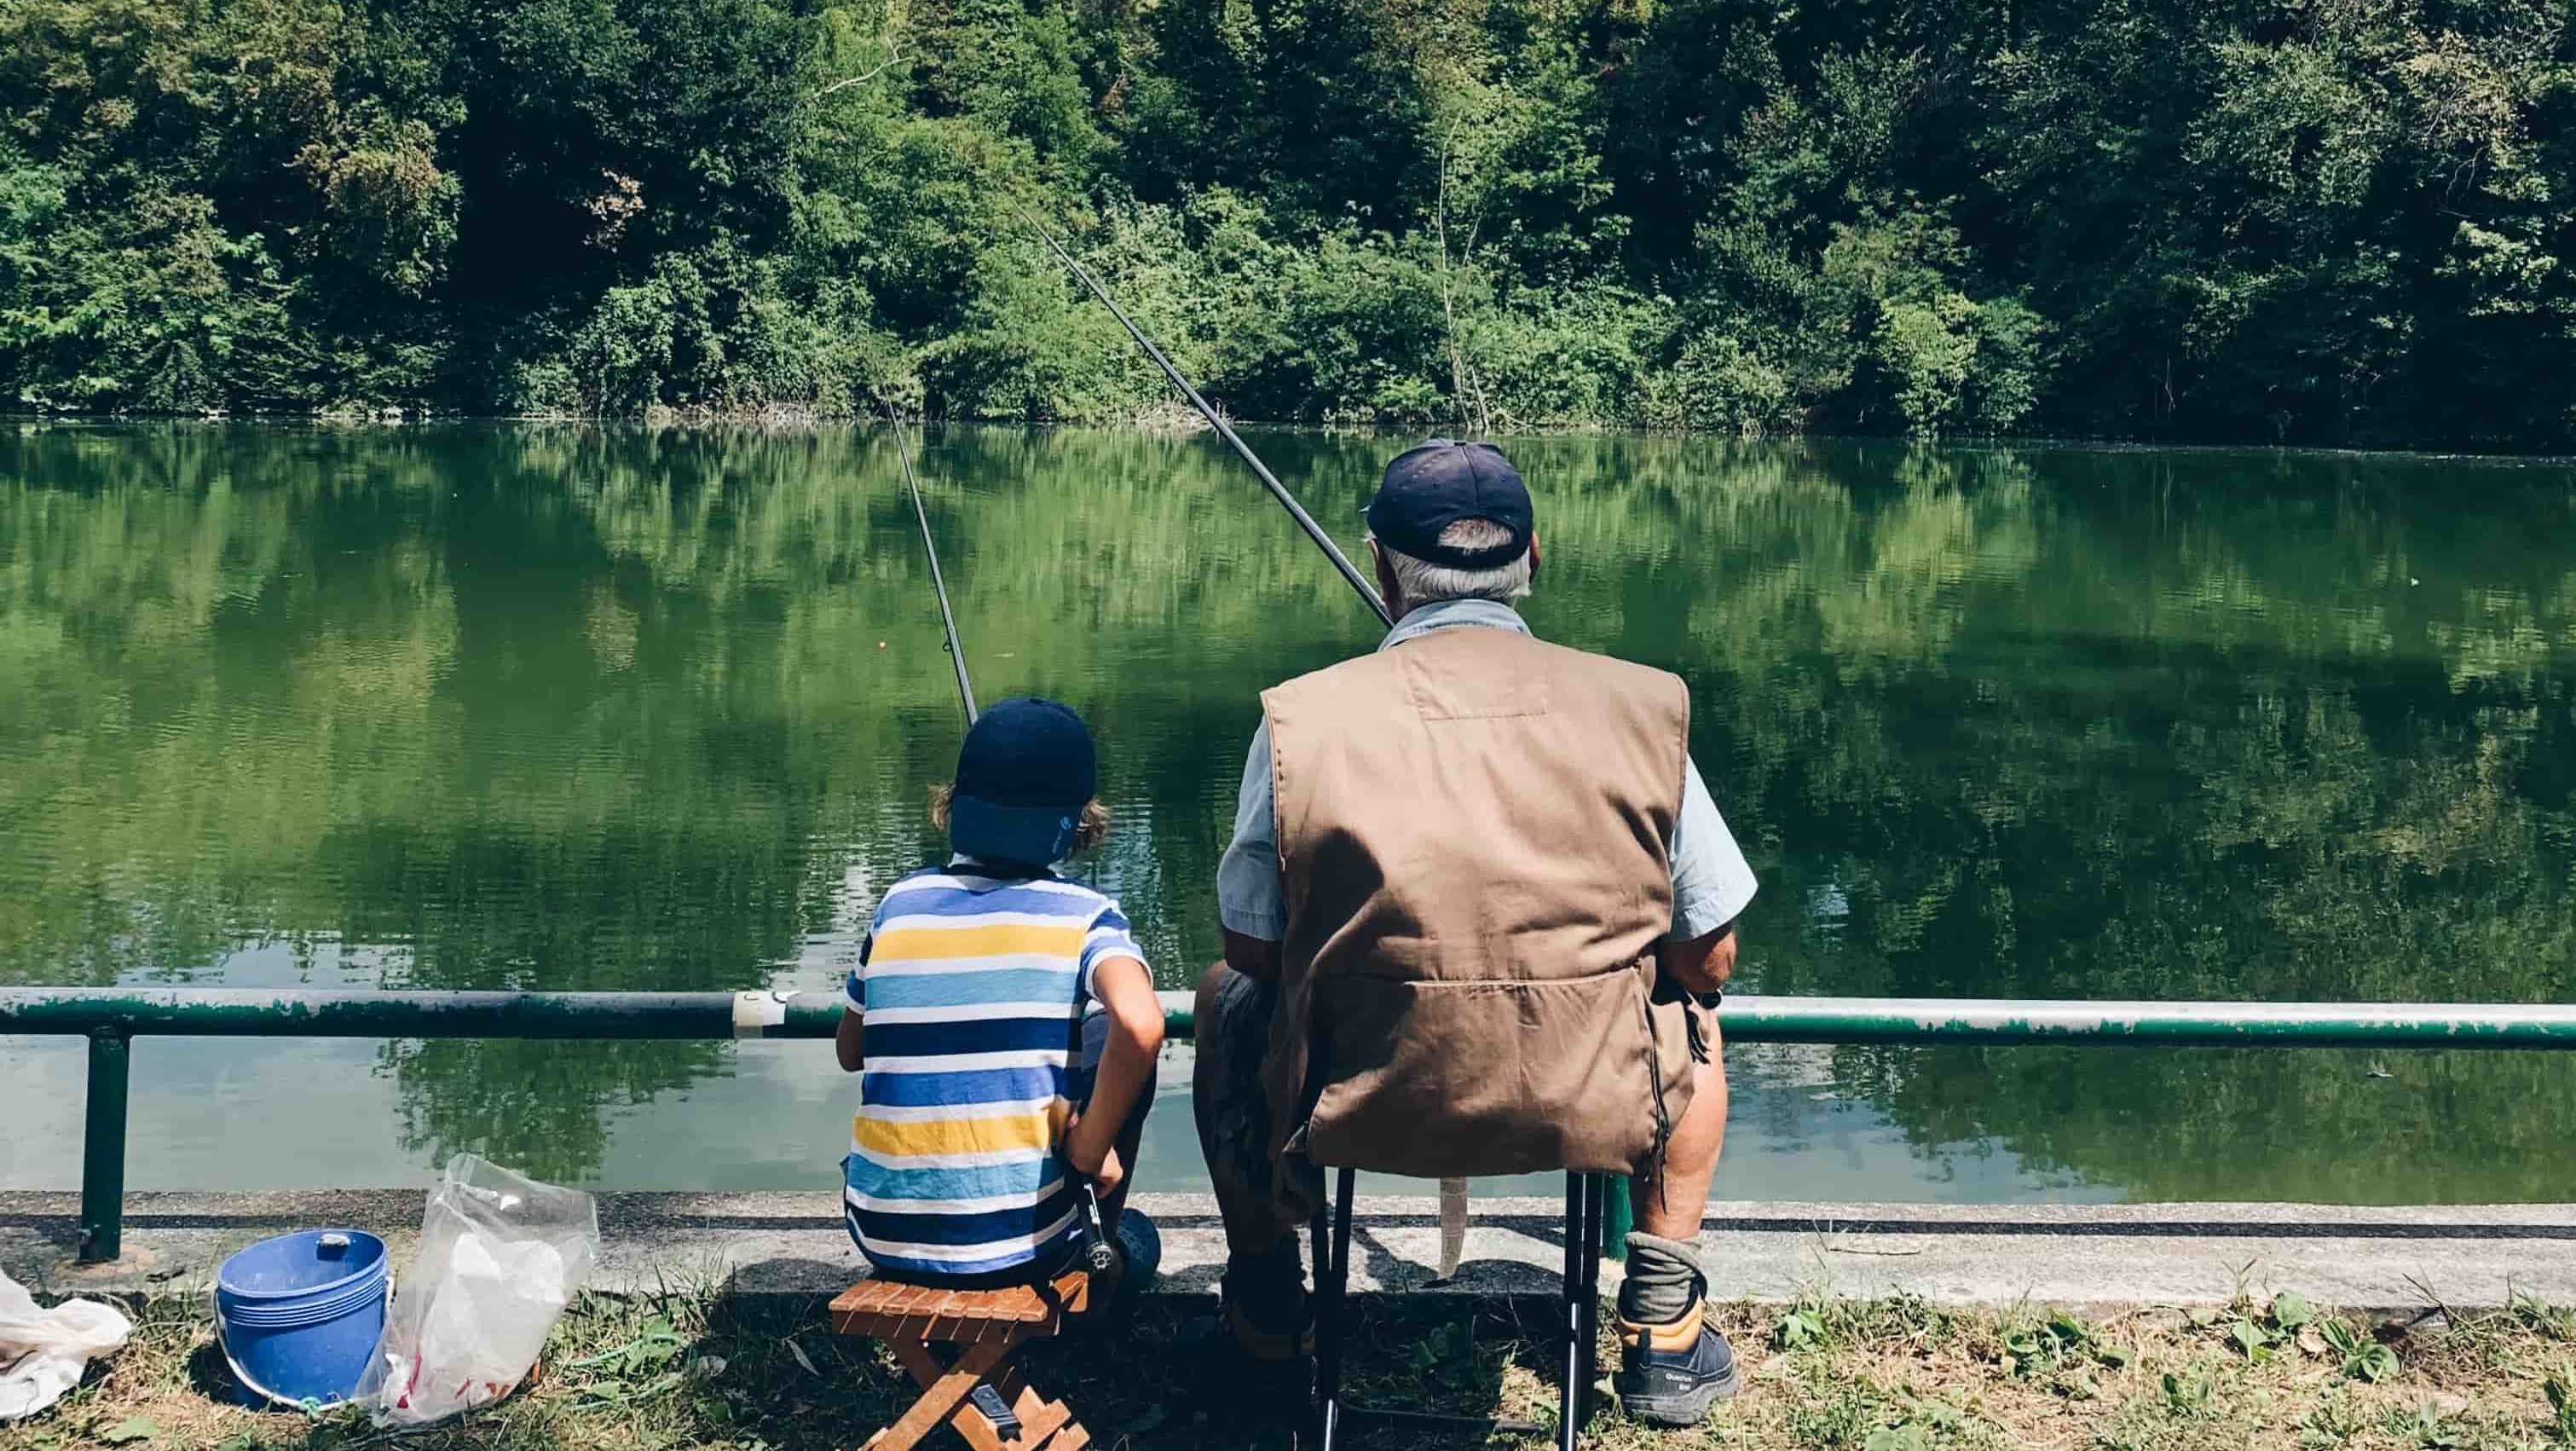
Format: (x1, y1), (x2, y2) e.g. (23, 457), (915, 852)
(835, 697), (1165, 1290)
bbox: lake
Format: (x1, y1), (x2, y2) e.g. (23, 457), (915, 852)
(3, 423), (2572, 1205)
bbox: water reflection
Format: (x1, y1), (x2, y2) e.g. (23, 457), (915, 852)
(1, 424), (2571, 1198)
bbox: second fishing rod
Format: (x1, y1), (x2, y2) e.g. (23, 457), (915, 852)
(1018, 210), (1501, 1448)
(1015, 208), (1395, 632)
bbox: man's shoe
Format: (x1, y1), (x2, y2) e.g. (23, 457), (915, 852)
(1614, 1299), (1741, 1426)
(1176, 1304), (1311, 1419)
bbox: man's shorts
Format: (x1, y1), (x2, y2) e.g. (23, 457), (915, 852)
(1198, 968), (1325, 1226)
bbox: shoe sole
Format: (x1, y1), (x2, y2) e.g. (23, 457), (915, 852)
(1616, 1357), (1744, 1427)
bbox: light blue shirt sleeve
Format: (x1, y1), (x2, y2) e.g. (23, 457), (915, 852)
(1216, 722), (1756, 944)
(1668, 759), (1758, 939)
(1216, 723), (1288, 939)
(1078, 900), (1146, 1003)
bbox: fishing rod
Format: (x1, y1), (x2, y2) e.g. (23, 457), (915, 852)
(891, 424), (979, 725)
(886, 416), (1118, 1293)
(1014, 207), (1395, 629)
(1018, 208), (1476, 1283)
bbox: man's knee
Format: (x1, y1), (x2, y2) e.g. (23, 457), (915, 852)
(1193, 960), (1233, 1029)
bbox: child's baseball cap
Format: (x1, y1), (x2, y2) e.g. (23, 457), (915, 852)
(949, 697), (1096, 866)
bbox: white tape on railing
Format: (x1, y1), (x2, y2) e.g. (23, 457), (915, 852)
(731, 990), (792, 1039)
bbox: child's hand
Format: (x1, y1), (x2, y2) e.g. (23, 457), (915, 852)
(1083, 1146), (1125, 1198)
(1064, 1113), (1125, 1196)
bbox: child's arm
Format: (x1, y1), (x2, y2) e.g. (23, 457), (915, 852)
(1065, 956), (1164, 1193)
(836, 960), (866, 1073)
(835, 1007), (863, 1072)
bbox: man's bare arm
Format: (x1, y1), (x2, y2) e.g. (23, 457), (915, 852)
(835, 1006), (864, 1072)
(1655, 920), (1736, 998)
(1222, 928), (1283, 984)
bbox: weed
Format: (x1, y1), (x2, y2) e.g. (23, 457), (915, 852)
(2300, 1388), (2368, 1447)
(1992, 1305), (2124, 1381)
(2546, 1364), (2576, 1442)
(1777, 1304), (1831, 1353)
(2518, 1293), (2576, 1343)
(1876, 1293), (1949, 1351)
(2227, 1315), (2276, 1363)
(2162, 1364), (2218, 1417)
(2320, 1315), (2402, 1383)
(2383, 1399), (2465, 1448)
(1782, 1374), (1881, 1445)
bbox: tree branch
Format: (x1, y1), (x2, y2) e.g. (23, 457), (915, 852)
(811, 46), (905, 99)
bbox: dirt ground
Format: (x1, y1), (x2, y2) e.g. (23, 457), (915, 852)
(7, 1286), (2576, 1451)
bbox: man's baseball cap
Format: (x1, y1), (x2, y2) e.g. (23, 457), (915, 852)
(949, 697), (1095, 865)
(1364, 440), (1533, 569)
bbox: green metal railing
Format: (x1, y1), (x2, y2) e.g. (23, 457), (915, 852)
(9, 986), (2576, 1263)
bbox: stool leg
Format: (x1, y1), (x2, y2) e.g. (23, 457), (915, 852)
(1579, 1176), (1607, 1416)
(1313, 1167), (1357, 1450)
(978, 1359), (1077, 1451)
(869, 1338), (1011, 1451)
(1560, 1173), (1586, 1451)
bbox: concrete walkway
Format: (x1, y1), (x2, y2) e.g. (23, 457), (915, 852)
(6, 1192), (2573, 1315)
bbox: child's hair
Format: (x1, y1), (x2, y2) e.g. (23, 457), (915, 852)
(929, 783), (1112, 856)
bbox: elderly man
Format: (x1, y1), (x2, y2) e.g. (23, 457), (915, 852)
(1190, 439), (1758, 1427)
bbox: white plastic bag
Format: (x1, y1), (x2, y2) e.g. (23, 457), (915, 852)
(357, 1154), (598, 1426)
(0, 1266), (132, 1420)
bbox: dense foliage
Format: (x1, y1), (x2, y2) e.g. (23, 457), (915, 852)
(1, 0), (2571, 442)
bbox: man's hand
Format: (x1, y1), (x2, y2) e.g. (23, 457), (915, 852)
(1064, 1112), (1125, 1197)
(1656, 921), (1737, 998)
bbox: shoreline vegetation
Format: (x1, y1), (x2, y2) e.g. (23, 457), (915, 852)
(6, 1286), (2576, 1451)
(3, 1), (2572, 451)
(17, 416), (2576, 471)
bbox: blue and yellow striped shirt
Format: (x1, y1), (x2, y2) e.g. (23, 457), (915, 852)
(842, 860), (1144, 1278)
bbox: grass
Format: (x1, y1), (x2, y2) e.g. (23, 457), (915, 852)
(9, 1286), (2576, 1451)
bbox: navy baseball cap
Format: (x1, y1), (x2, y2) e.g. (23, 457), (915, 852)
(1364, 440), (1533, 569)
(950, 697), (1095, 864)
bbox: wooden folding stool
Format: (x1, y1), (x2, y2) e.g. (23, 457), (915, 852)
(829, 1269), (1095, 1451)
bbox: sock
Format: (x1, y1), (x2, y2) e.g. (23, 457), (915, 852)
(1618, 1231), (1704, 1327)
(1222, 1239), (1308, 1335)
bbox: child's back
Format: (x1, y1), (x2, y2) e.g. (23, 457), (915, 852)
(841, 859), (1141, 1281)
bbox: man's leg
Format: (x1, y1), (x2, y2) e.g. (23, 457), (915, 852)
(1189, 963), (1315, 1353)
(1614, 1036), (1740, 1424)
(1632, 1049), (1728, 1258)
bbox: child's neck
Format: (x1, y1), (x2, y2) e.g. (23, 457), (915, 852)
(947, 852), (1058, 882)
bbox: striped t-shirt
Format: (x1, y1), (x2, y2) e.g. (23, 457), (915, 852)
(842, 858), (1146, 1279)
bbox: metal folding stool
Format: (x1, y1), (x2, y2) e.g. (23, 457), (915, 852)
(1309, 1168), (1609, 1449)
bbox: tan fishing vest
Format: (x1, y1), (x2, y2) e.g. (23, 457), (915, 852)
(1259, 624), (1700, 1182)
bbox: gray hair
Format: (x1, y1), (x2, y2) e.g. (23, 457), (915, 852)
(1371, 517), (1533, 606)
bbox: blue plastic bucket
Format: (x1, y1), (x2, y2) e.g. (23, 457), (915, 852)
(214, 1229), (389, 1408)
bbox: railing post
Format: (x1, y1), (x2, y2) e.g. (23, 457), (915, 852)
(79, 1030), (130, 1263)
(1603, 1177), (1632, 1263)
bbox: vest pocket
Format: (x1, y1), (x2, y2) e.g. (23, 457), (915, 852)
(1298, 964), (1665, 1178)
